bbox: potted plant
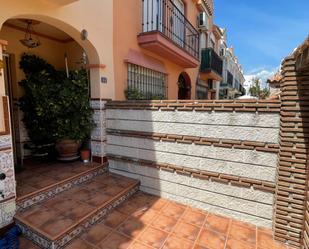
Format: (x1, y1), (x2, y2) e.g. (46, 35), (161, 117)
(19, 54), (95, 162)
(54, 69), (95, 161)
(19, 54), (60, 157)
(80, 140), (91, 163)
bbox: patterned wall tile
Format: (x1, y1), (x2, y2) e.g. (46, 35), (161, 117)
(91, 100), (107, 157)
(90, 100), (101, 110)
(0, 199), (16, 227)
(91, 141), (105, 157)
(0, 150), (16, 200)
(0, 135), (11, 149)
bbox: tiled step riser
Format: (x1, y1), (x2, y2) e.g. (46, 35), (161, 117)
(17, 166), (108, 212)
(16, 184), (140, 249)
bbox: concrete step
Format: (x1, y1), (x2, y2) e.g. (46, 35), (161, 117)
(15, 173), (140, 249)
(17, 162), (108, 212)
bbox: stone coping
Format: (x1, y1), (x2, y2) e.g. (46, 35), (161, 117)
(105, 99), (281, 113)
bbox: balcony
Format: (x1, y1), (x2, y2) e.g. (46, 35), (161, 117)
(200, 48), (223, 81)
(138, 0), (200, 68)
(42, 0), (78, 5)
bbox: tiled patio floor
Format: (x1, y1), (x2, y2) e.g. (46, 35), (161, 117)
(20, 192), (290, 249)
(15, 160), (101, 198)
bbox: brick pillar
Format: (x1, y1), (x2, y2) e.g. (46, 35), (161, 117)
(274, 55), (309, 248)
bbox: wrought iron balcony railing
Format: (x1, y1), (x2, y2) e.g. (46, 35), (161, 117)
(142, 0), (200, 59)
(200, 48), (223, 77)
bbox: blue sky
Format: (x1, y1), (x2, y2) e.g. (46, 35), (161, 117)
(214, 0), (309, 78)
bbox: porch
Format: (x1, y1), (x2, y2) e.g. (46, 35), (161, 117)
(19, 189), (288, 249)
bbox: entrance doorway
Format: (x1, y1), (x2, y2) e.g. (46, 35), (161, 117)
(3, 53), (18, 165)
(177, 72), (191, 99)
(0, 17), (95, 199)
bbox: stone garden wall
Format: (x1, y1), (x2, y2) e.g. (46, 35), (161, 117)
(105, 100), (281, 228)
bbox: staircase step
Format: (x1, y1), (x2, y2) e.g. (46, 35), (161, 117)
(17, 162), (108, 212)
(15, 173), (140, 249)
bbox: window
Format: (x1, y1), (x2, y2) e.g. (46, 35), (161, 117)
(127, 63), (167, 99)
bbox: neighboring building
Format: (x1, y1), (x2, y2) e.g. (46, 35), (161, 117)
(115, 0), (205, 100)
(197, 18), (224, 100)
(218, 28), (245, 99)
(267, 72), (282, 98)
(0, 1), (221, 168)
(0, 0), (228, 105)
(0, 0), (212, 104)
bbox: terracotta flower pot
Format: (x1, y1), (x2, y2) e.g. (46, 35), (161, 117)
(55, 139), (81, 161)
(80, 149), (90, 163)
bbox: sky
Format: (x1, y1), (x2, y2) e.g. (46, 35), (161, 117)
(214, 0), (309, 84)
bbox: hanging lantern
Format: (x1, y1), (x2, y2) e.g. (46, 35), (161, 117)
(20, 20), (41, 49)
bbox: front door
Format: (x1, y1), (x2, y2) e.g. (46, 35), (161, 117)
(3, 54), (17, 165)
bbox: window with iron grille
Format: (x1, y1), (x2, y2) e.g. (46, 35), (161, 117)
(127, 63), (167, 100)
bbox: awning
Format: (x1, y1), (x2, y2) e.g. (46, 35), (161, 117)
(124, 49), (168, 74)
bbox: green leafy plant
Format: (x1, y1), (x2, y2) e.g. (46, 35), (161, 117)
(125, 87), (145, 100)
(125, 87), (165, 100)
(54, 69), (95, 142)
(19, 54), (94, 146)
(19, 54), (60, 145)
(249, 77), (270, 99)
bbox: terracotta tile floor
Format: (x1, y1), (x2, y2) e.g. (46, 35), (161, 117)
(15, 173), (138, 240)
(15, 160), (101, 198)
(20, 192), (292, 249)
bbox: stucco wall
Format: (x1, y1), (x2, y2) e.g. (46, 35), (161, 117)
(106, 100), (281, 228)
(113, 0), (200, 100)
(0, 0), (115, 99)
(0, 25), (84, 99)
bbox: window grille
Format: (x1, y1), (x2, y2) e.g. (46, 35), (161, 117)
(127, 63), (167, 100)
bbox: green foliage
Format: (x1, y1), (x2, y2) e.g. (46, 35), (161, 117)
(149, 93), (165, 100)
(54, 69), (95, 142)
(125, 87), (145, 100)
(125, 87), (165, 100)
(249, 77), (270, 99)
(19, 54), (61, 145)
(19, 54), (94, 145)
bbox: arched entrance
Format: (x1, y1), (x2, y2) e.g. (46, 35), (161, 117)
(177, 72), (191, 99)
(0, 16), (101, 199)
(0, 14), (101, 97)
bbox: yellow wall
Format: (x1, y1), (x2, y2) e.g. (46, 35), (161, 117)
(0, 25), (84, 98)
(113, 0), (200, 100)
(0, 0), (204, 102)
(0, 43), (5, 132)
(0, 0), (115, 99)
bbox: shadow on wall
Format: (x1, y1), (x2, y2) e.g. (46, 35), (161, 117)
(106, 105), (160, 195)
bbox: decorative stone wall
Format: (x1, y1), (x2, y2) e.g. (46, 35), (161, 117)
(106, 100), (281, 228)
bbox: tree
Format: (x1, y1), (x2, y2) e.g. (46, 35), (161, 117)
(249, 77), (270, 99)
